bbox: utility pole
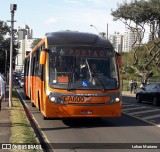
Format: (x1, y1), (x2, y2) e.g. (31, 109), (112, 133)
(8, 4), (17, 108)
(106, 23), (108, 39)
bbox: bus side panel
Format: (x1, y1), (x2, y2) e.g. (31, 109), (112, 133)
(34, 76), (40, 109)
(30, 76), (35, 105)
(36, 77), (45, 112)
(24, 76), (29, 97)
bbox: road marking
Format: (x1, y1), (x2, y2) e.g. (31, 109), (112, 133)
(122, 102), (160, 128)
(142, 114), (160, 120)
(122, 106), (147, 111)
(129, 109), (160, 115)
(122, 104), (136, 107)
(123, 111), (160, 128)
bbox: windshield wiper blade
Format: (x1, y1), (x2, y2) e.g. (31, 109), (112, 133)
(93, 74), (105, 92)
(67, 73), (72, 91)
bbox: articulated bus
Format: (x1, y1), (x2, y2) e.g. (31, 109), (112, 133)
(24, 31), (122, 119)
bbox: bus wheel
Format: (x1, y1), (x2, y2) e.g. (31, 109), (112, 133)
(31, 102), (35, 107)
(25, 95), (30, 100)
(43, 116), (48, 120)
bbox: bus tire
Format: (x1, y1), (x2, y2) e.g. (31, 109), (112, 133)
(43, 116), (48, 120)
(25, 95), (30, 100)
(31, 102), (35, 107)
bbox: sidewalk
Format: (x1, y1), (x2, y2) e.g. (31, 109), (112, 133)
(122, 91), (136, 97)
(0, 88), (11, 149)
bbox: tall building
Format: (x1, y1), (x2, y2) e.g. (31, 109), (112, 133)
(109, 32), (123, 53)
(15, 24), (35, 72)
(123, 28), (142, 52)
(18, 24), (33, 40)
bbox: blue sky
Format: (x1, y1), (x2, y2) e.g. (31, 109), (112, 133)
(0, 0), (131, 38)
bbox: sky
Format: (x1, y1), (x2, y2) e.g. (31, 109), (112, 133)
(0, 0), (132, 39)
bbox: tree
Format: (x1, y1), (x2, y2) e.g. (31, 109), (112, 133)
(0, 20), (18, 73)
(31, 38), (41, 49)
(111, 0), (160, 84)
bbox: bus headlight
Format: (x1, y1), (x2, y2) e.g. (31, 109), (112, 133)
(48, 94), (65, 104)
(115, 98), (120, 102)
(50, 97), (56, 102)
(110, 93), (121, 103)
(110, 97), (120, 103)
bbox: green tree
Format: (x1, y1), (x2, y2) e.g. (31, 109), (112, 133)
(31, 38), (41, 49)
(0, 20), (18, 74)
(112, 0), (160, 84)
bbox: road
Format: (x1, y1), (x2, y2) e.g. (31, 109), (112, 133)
(16, 86), (160, 152)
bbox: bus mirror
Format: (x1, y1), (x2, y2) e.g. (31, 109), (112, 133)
(116, 53), (122, 68)
(40, 49), (47, 65)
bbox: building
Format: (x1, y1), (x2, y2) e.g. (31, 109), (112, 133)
(123, 27), (142, 52)
(15, 24), (35, 72)
(15, 39), (35, 72)
(109, 32), (123, 53)
(18, 24), (33, 40)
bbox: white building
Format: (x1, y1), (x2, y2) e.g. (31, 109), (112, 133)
(15, 39), (36, 72)
(109, 32), (123, 53)
(15, 24), (36, 72)
(123, 28), (142, 52)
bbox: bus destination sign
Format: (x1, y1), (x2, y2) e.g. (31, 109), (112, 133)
(57, 47), (112, 57)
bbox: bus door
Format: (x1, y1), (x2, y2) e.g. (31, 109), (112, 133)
(34, 49), (41, 109)
(31, 52), (36, 105)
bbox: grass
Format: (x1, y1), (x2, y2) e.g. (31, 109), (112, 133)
(9, 90), (43, 152)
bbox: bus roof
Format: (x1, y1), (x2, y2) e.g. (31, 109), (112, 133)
(46, 31), (114, 48)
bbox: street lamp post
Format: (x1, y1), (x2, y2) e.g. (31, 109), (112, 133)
(90, 25), (100, 35)
(106, 23), (108, 39)
(8, 4), (17, 108)
(90, 24), (106, 39)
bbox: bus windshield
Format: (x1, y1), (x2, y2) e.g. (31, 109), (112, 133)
(49, 46), (119, 90)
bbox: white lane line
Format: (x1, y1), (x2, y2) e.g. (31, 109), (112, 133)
(129, 109), (160, 115)
(122, 104), (136, 107)
(123, 111), (160, 128)
(142, 114), (160, 120)
(122, 106), (147, 111)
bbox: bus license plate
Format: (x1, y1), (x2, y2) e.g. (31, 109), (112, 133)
(81, 110), (93, 115)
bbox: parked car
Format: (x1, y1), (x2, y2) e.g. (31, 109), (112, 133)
(19, 77), (24, 88)
(15, 72), (24, 81)
(136, 82), (160, 106)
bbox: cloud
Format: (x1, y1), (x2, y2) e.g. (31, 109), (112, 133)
(44, 17), (58, 25)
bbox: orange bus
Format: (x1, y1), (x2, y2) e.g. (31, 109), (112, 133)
(24, 31), (122, 119)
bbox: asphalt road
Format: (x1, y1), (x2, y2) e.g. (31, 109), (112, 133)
(16, 87), (160, 152)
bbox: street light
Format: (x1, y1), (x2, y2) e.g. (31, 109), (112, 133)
(90, 24), (100, 34)
(90, 24), (106, 39)
(8, 4), (17, 108)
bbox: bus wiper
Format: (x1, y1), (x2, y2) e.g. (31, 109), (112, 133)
(92, 73), (105, 92)
(67, 58), (76, 91)
(67, 73), (72, 91)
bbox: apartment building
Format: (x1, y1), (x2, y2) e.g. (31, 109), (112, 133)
(15, 24), (35, 72)
(109, 32), (123, 53)
(123, 28), (142, 52)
